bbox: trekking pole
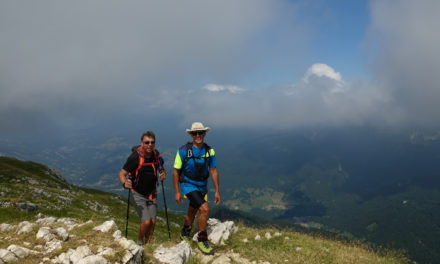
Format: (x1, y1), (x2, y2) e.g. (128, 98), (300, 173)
(125, 188), (131, 238)
(161, 179), (171, 239)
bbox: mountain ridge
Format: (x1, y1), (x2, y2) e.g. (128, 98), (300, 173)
(0, 156), (409, 263)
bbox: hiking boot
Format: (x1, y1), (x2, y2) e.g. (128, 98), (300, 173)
(197, 240), (214, 255)
(180, 226), (191, 242)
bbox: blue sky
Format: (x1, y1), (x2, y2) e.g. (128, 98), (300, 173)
(1, 0), (440, 138)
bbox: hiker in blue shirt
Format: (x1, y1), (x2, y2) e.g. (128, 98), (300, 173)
(173, 122), (221, 255)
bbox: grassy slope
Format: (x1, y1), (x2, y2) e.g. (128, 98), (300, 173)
(0, 157), (411, 264)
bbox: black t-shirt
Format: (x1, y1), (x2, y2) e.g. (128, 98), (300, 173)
(123, 152), (157, 196)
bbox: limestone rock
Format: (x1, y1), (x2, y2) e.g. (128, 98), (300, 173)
(93, 220), (117, 233)
(36, 216), (57, 225)
(55, 250), (74, 264)
(265, 232), (272, 240)
(113, 230), (122, 240)
(97, 246), (115, 257)
(207, 218), (236, 245)
(36, 227), (55, 242)
(211, 254), (231, 264)
(153, 241), (192, 264)
(7, 244), (36, 258)
(118, 237), (144, 263)
(0, 248), (17, 263)
(45, 239), (62, 253)
(55, 227), (69, 241)
(0, 223), (14, 232)
(17, 221), (35, 234)
(70, 245), (93, 263)
(77, 255), (109, 264)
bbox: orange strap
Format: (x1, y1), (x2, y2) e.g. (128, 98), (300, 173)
(131, 147), (161, 186)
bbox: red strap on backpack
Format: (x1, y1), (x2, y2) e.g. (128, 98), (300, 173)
(129, 147), (162, 200)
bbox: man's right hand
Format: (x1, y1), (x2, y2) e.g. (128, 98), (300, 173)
(175, 192), (182, 204)
(123, 179), (132, 189)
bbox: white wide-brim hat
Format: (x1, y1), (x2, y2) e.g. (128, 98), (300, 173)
(186, 122), (211, 134)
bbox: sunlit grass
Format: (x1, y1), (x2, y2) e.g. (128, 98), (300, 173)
(0, 157), (412, 263)
(225, 223), (409, 264)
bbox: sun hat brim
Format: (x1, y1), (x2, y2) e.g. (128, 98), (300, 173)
(186, 127), (210, 134)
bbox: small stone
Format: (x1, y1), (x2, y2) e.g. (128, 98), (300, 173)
(7, 245), (31, 258)
(70, 246), (93, 263)
(0, 223), (14, 232)
(265, 232), (272, 239)
(0, 249), (17, 262)
(93, 220), (117, 233)
(55, 227), (69, 241)
(77, 255), (109, 264)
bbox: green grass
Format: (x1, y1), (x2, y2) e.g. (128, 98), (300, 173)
(226, 223), (410, 264)
(0, 156), (411, 263)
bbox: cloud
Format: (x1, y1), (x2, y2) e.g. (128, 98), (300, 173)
(302, 63), (346, 94)
(303, 63), (343, 83)
(0, 0), (289, 131)
(175, 63), (395, 130)
(366, 0), (440, 128)
(2, 0), (438, 138)
(202, 84), (245, 94)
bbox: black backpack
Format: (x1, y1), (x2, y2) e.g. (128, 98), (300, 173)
(179, 142), (211, 182)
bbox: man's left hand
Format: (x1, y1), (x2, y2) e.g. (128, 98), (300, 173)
(159, 169), (166, 181)
(215, 191), (221, 205)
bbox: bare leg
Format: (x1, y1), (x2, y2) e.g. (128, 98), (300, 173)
(185, 205), (198, 227)
(138, 219), (153, 244)
(144, 218), (156, 243)
(197, 203), (210, 232)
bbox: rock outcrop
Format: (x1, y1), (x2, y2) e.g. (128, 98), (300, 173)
(154, 218), (239, 264)
(0, 214), (143, 264)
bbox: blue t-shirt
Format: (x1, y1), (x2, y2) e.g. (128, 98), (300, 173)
(174, 143), (217, 195)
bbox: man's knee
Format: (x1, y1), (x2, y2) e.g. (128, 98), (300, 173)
(141, 218), (154, 226)
(199, 203), (210, 215)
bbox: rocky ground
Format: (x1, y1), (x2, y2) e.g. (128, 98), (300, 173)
(1, 214), (270, 264)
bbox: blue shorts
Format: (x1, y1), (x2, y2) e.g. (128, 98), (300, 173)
(180, 181), (207, 197)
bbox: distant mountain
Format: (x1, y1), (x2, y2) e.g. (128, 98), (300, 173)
(1, 127), (440, 262)
(217, 128), (440, 264)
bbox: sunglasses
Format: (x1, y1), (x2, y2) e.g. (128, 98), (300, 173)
(191, 131), (205, 136)
(143, 141), (155, 145)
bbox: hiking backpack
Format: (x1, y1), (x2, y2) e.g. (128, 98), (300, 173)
(179, 142), (212, 182)
(129, 146), (164, 200)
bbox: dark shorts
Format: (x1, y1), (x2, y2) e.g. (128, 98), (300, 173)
(186, 190), (207, 209)
(130, 190), (157, 222)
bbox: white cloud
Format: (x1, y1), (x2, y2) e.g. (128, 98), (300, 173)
(175, 63), (394, 129)
(302, 63), (346, 94)
(0, 0), (285, 131)
(202, 84), (246, 94)
(2, 0), (438, 135)
(303, 63), (343, 83)
(367, 0), (440, 128)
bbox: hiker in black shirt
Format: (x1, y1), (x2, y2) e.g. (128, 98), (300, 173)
(118, 131), (166, 245)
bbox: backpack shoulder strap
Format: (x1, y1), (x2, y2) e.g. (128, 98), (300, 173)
(179, 142), (193, 177)
(185, 142), (193, 158)
(203, 143), (212, 158)
(129, 146), (144, 184)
